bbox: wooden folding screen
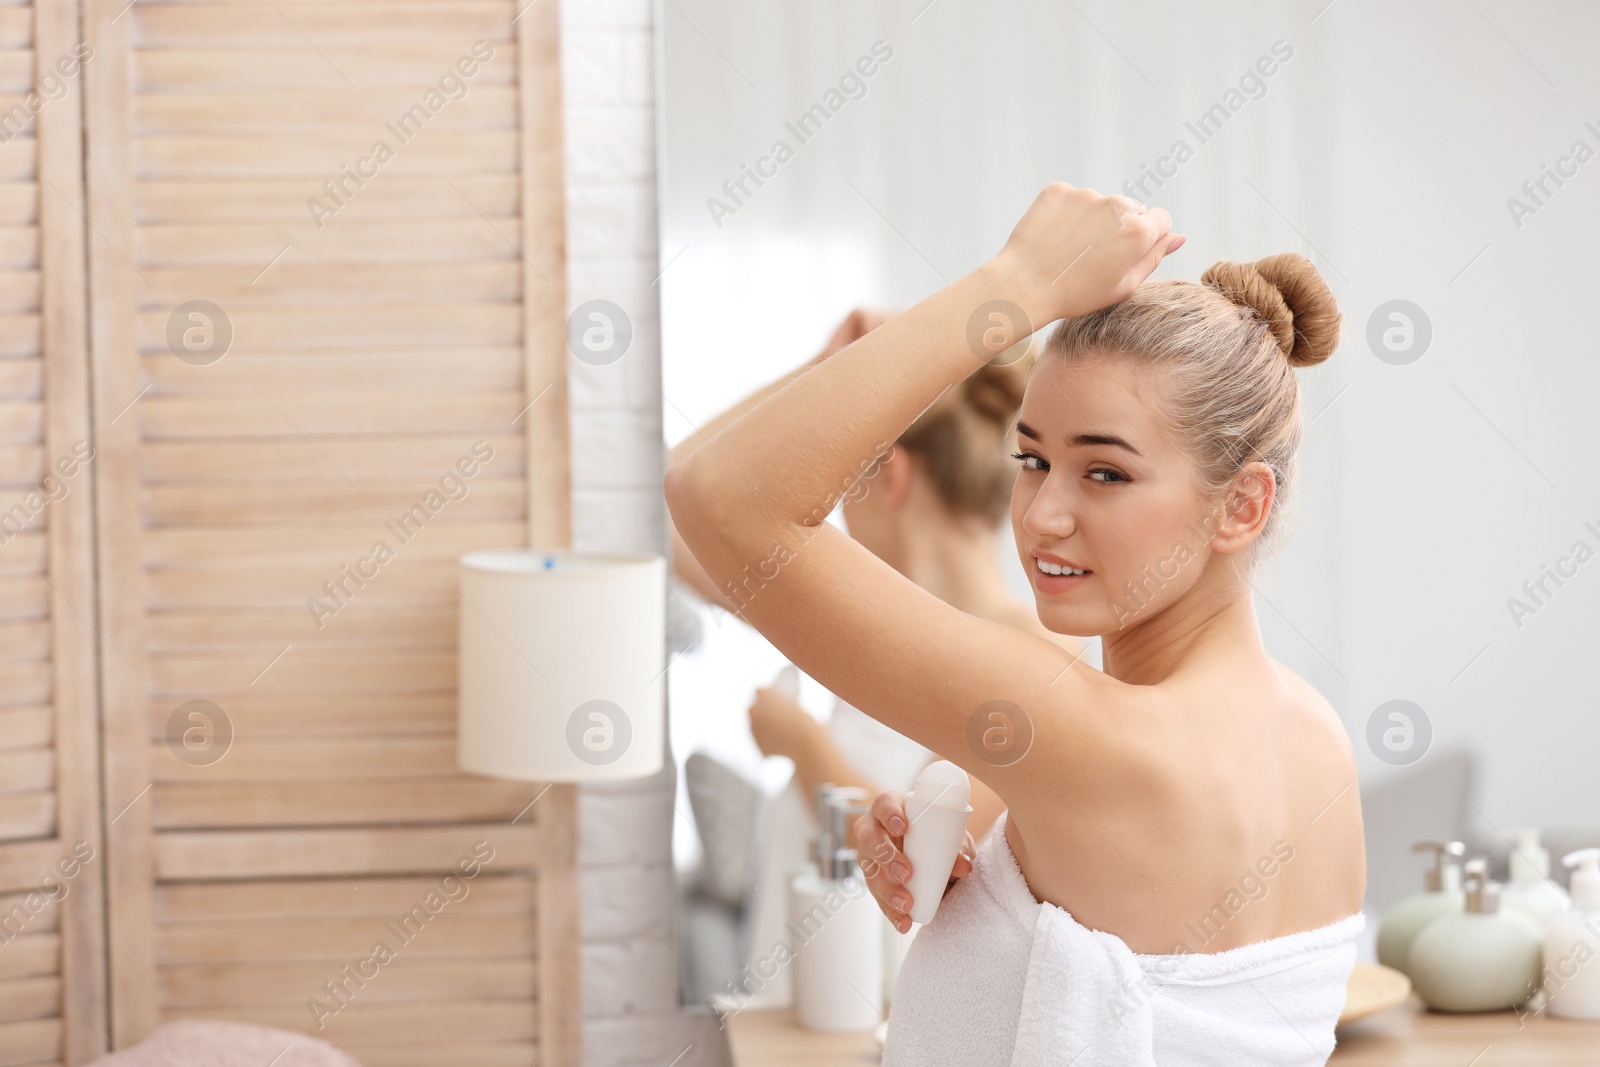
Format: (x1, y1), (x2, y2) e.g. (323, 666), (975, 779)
(77, 1), (578, 1065)
(0, 0), (107, 1064)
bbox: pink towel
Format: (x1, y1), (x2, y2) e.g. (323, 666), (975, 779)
(85, 1020), (362, 1067)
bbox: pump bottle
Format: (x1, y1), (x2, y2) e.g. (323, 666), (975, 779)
(1377, 840), (1466, 975)
(1409, 857), (1543, 1012)
(1500, 827), (1572, 928)
(1542, 848), (1600, 1019)
(789, 784), (885, 1031)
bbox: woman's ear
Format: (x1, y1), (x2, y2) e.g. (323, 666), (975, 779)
(1210, 463), (1274, 553)
(874, 445), (915, 511)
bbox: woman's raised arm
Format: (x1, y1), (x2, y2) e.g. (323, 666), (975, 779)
(665, 184), (1182, 794)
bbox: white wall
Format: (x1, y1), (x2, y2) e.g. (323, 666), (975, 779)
(655, 0), (1600, 892)
(561, 0), (727, 1062)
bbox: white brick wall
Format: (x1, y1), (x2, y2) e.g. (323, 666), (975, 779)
(561, 1), (729, 1064)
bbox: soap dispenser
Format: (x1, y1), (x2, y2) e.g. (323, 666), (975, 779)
(1409, 857), (1544, 1012)
(1500, 827), (1572, 928)
(1542, 848), (1600, 1019)
(1376, 840), (1466, 975)
(789, 784), (885, 1031)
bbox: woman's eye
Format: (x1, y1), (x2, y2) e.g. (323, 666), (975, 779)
(1010, 453), (1126, 482)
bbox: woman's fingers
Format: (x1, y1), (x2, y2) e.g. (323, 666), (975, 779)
(1125, 210), (1182, 290)
(856, 791), (913, 930)
(870, 788), (909, 838)
(856, 822), (909, 920)
(854, 791), (976, 932)
(943, 829), (977, 895)
(745, 684), (815, 759)
(1101, 203), (1179, 305)
(856, 795), (909, 887)
(1107, 193), (1145, 218)
(1137, 203), (1173, 240)
(998, 182), (1183, 323)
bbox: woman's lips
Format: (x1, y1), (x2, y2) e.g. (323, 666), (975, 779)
(1032, 565), (1090, 594)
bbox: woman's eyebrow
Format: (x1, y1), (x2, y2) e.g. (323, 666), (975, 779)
(1016, 420), (1143, 458)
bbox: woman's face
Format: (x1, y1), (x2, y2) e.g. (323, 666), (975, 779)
(1009, 354), (1221, 636)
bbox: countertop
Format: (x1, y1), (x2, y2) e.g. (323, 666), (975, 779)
(725, 998), (1600, 1065)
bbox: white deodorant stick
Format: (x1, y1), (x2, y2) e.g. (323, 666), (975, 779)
(901, 760), (973, 926)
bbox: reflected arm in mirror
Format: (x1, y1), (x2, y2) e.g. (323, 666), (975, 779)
(666, 308), (893, 610)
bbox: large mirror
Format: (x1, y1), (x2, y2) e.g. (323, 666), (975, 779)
(655, 0), (1598, 1032)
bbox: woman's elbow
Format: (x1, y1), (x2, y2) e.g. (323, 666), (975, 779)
(663, 459), (708, 523)
(664, 458), (727, 545)
(665, 459), (771, 571)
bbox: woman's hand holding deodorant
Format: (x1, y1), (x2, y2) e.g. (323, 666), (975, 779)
(854, 762), (977, 934)
(746, 665), (812, 760)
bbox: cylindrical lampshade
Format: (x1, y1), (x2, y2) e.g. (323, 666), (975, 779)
(457, 549), (665, 781)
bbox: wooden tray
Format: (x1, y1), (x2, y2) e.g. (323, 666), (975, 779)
(1340, 961), (1412, 1024)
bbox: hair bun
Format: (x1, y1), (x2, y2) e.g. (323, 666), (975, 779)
(1199, 253), (1341, 368)
(961, 344), (1034, 427)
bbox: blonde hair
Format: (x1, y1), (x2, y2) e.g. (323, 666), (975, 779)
(1040, 252), (1342, 572)
(898, 349), (1034, 524)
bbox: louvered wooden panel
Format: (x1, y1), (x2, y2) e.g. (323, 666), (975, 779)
(0, 1), (107, 1066)
(83, 2), (575, 1064)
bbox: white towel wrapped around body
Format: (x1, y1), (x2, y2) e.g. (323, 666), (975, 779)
(883, 810), (1364, 1067)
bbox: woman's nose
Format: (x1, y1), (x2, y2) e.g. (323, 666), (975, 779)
(1021, 489), (1076, 539)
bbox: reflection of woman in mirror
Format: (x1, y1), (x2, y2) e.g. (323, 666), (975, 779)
(668, 184), (1366, 1064)
(668, 309), (1084, 848)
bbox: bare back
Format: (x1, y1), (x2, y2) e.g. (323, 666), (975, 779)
(1005, 654), (1365, 955)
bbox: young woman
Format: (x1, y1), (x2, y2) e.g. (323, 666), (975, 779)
(668, 308), (1085, 847)
(666, 184), (1366, 1065)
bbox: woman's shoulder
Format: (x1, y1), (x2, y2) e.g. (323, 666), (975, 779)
(1157, 655), (1348, 738)
(1109, 655), (1357, 791)
(1268, 660), (1357, 755)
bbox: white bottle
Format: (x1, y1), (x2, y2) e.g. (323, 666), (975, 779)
(1408, 858), (1543, 1012)
(1542, 848), (1600, 1019)
(790, 785), (885, 1031)
(1501, 827), (1571, 928)
(1376, 840), (1465, 975)
(901, 761), (972, 926)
